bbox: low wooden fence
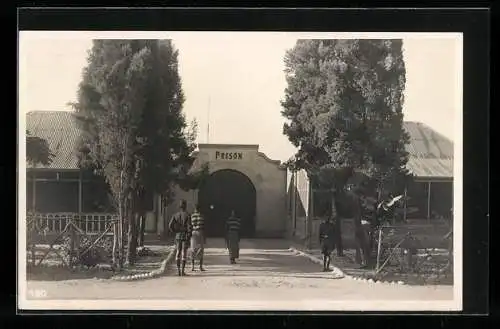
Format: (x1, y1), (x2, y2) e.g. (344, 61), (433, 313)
(373, 223), (453, 275)
(28, 212), (118, 234)
(26, 212), (119, 267)
(290, 217), (452, 250)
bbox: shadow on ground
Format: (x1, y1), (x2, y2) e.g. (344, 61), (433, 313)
(181, 246), (331, 279)
(26, 265), (115, 281)
(144, 236), (292, 250)
(203, 238), (292, 250)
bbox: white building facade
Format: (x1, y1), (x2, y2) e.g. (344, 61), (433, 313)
(149, 144), (288, 238)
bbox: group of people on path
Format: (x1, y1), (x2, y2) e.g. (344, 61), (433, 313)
(169, 193), (403, 276)
(168, 200), (242, 277)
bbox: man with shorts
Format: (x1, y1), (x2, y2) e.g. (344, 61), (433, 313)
(190, 204), (206, 272)
(319, 216), (336, 272)
(168, 200), (192, 276)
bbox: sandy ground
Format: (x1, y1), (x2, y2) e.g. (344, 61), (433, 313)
(24, 239), (454, 309)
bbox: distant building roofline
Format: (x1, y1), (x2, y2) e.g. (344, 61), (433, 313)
(197, 143), (259, 149)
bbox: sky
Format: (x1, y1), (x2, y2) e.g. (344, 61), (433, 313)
(19, 32), (462, 162)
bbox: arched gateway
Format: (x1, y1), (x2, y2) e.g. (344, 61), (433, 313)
(198, 169), (257, 237)
(160, 144), (287, 239)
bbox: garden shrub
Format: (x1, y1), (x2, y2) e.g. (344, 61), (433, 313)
(60, 235), (115, 268)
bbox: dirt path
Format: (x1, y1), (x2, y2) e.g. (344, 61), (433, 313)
(25, 239), (454, 309)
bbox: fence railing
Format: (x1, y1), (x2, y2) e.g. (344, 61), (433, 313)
(288, 216), (453, 250)
(26, 212), (120, 268)
(27, 212), (118, 235)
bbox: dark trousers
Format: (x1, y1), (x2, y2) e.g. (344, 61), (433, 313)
(227, 231), (240, 260)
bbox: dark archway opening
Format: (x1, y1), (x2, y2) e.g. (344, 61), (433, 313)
(198, 169), (257, 238)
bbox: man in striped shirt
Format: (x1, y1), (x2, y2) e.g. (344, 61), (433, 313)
(190, 204), (206, 272)
(225, 210), (241, 264)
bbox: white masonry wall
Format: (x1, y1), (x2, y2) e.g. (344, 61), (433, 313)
(147, 144), (287, 238)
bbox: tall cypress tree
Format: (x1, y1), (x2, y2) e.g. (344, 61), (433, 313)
(72, 39), (204, 267)
(282, 39), (409, 263)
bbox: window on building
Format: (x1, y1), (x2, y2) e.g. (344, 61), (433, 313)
(56, 171), (80, 180)
(406, 181), (430, 219)
(27, 181), (33, 212)
(30, 171), (57, 180)
(36, 181), (78, 213)
(429, 181), (453, 219)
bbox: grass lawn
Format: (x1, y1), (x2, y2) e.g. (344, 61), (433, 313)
(26, 245), (172, 281)
(310, 248), (453, 286)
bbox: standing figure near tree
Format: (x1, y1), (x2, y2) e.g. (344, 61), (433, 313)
(225, 210), (241, 264)
(319, 216), (337, 272)
(168, 200), (192, 276)
(351, 189), (373, 268)
(190, 204), (206, 272)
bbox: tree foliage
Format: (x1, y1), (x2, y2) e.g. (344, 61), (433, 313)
(71, 39), (202, 267)
(282, 39), (410, 195)
(281, 39), (410, 262)
(26, 130), (54, 167)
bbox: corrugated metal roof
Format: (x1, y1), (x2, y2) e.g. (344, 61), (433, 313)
(26, 111), (80, 170)
(25, 112), (454, 179)
(406, 157), (453, 179)
(403, 121), (454, 179)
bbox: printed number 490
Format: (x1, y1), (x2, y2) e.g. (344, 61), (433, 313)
(28, 289), (47, 298)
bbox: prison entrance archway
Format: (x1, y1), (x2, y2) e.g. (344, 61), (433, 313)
(198, 169), (257, 238)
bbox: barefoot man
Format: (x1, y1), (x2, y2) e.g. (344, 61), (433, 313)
(225, 210), (241, 264)
(168, 200), (192, 277)
(319, 216), (336, 272)
(190, 204), (206, 272)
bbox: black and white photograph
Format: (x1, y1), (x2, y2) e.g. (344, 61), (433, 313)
(18, 30), (462, 311)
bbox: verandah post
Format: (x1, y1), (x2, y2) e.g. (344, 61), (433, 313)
(375, 227), (383, 272)
(403, 185), (408, 222)
(69, 214), (76, 268)
(73, 170), (83, 267)
(427, 181), (432, 221)
(292, 171), (297, 237)
(32, 171), (36, 212)
(78, 171), (83, 215)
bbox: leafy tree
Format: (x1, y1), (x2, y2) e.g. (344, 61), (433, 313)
(72, 40), (149, 269)
(281, 39), (409, 265)
(72, 40), (204, 267)
(26, 130), (53, 167)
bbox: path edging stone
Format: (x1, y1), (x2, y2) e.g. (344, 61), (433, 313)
(111, 246), (176, 282)
(287, 246), (345, 280)
(288, 246), (405, 285)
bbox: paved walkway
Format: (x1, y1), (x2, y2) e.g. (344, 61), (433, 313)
(24, 239), (454, 310)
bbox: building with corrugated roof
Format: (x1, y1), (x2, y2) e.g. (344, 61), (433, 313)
(25, 111), (287, 238)
(402, 121), (453, 220)
(284, 121), (454, 249)
(26, 111), (99, 215)
(25, 111), (453, 239)
(285, 121), (454, 240)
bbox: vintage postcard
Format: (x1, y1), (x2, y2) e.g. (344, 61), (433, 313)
(18, 30), (462, 311)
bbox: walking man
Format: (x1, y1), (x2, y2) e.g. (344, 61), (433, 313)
(168, 200), (192, 276)
(225, 210), (241, 264)
(190, 204), (206, 272)
(319, 216), (336, 272)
